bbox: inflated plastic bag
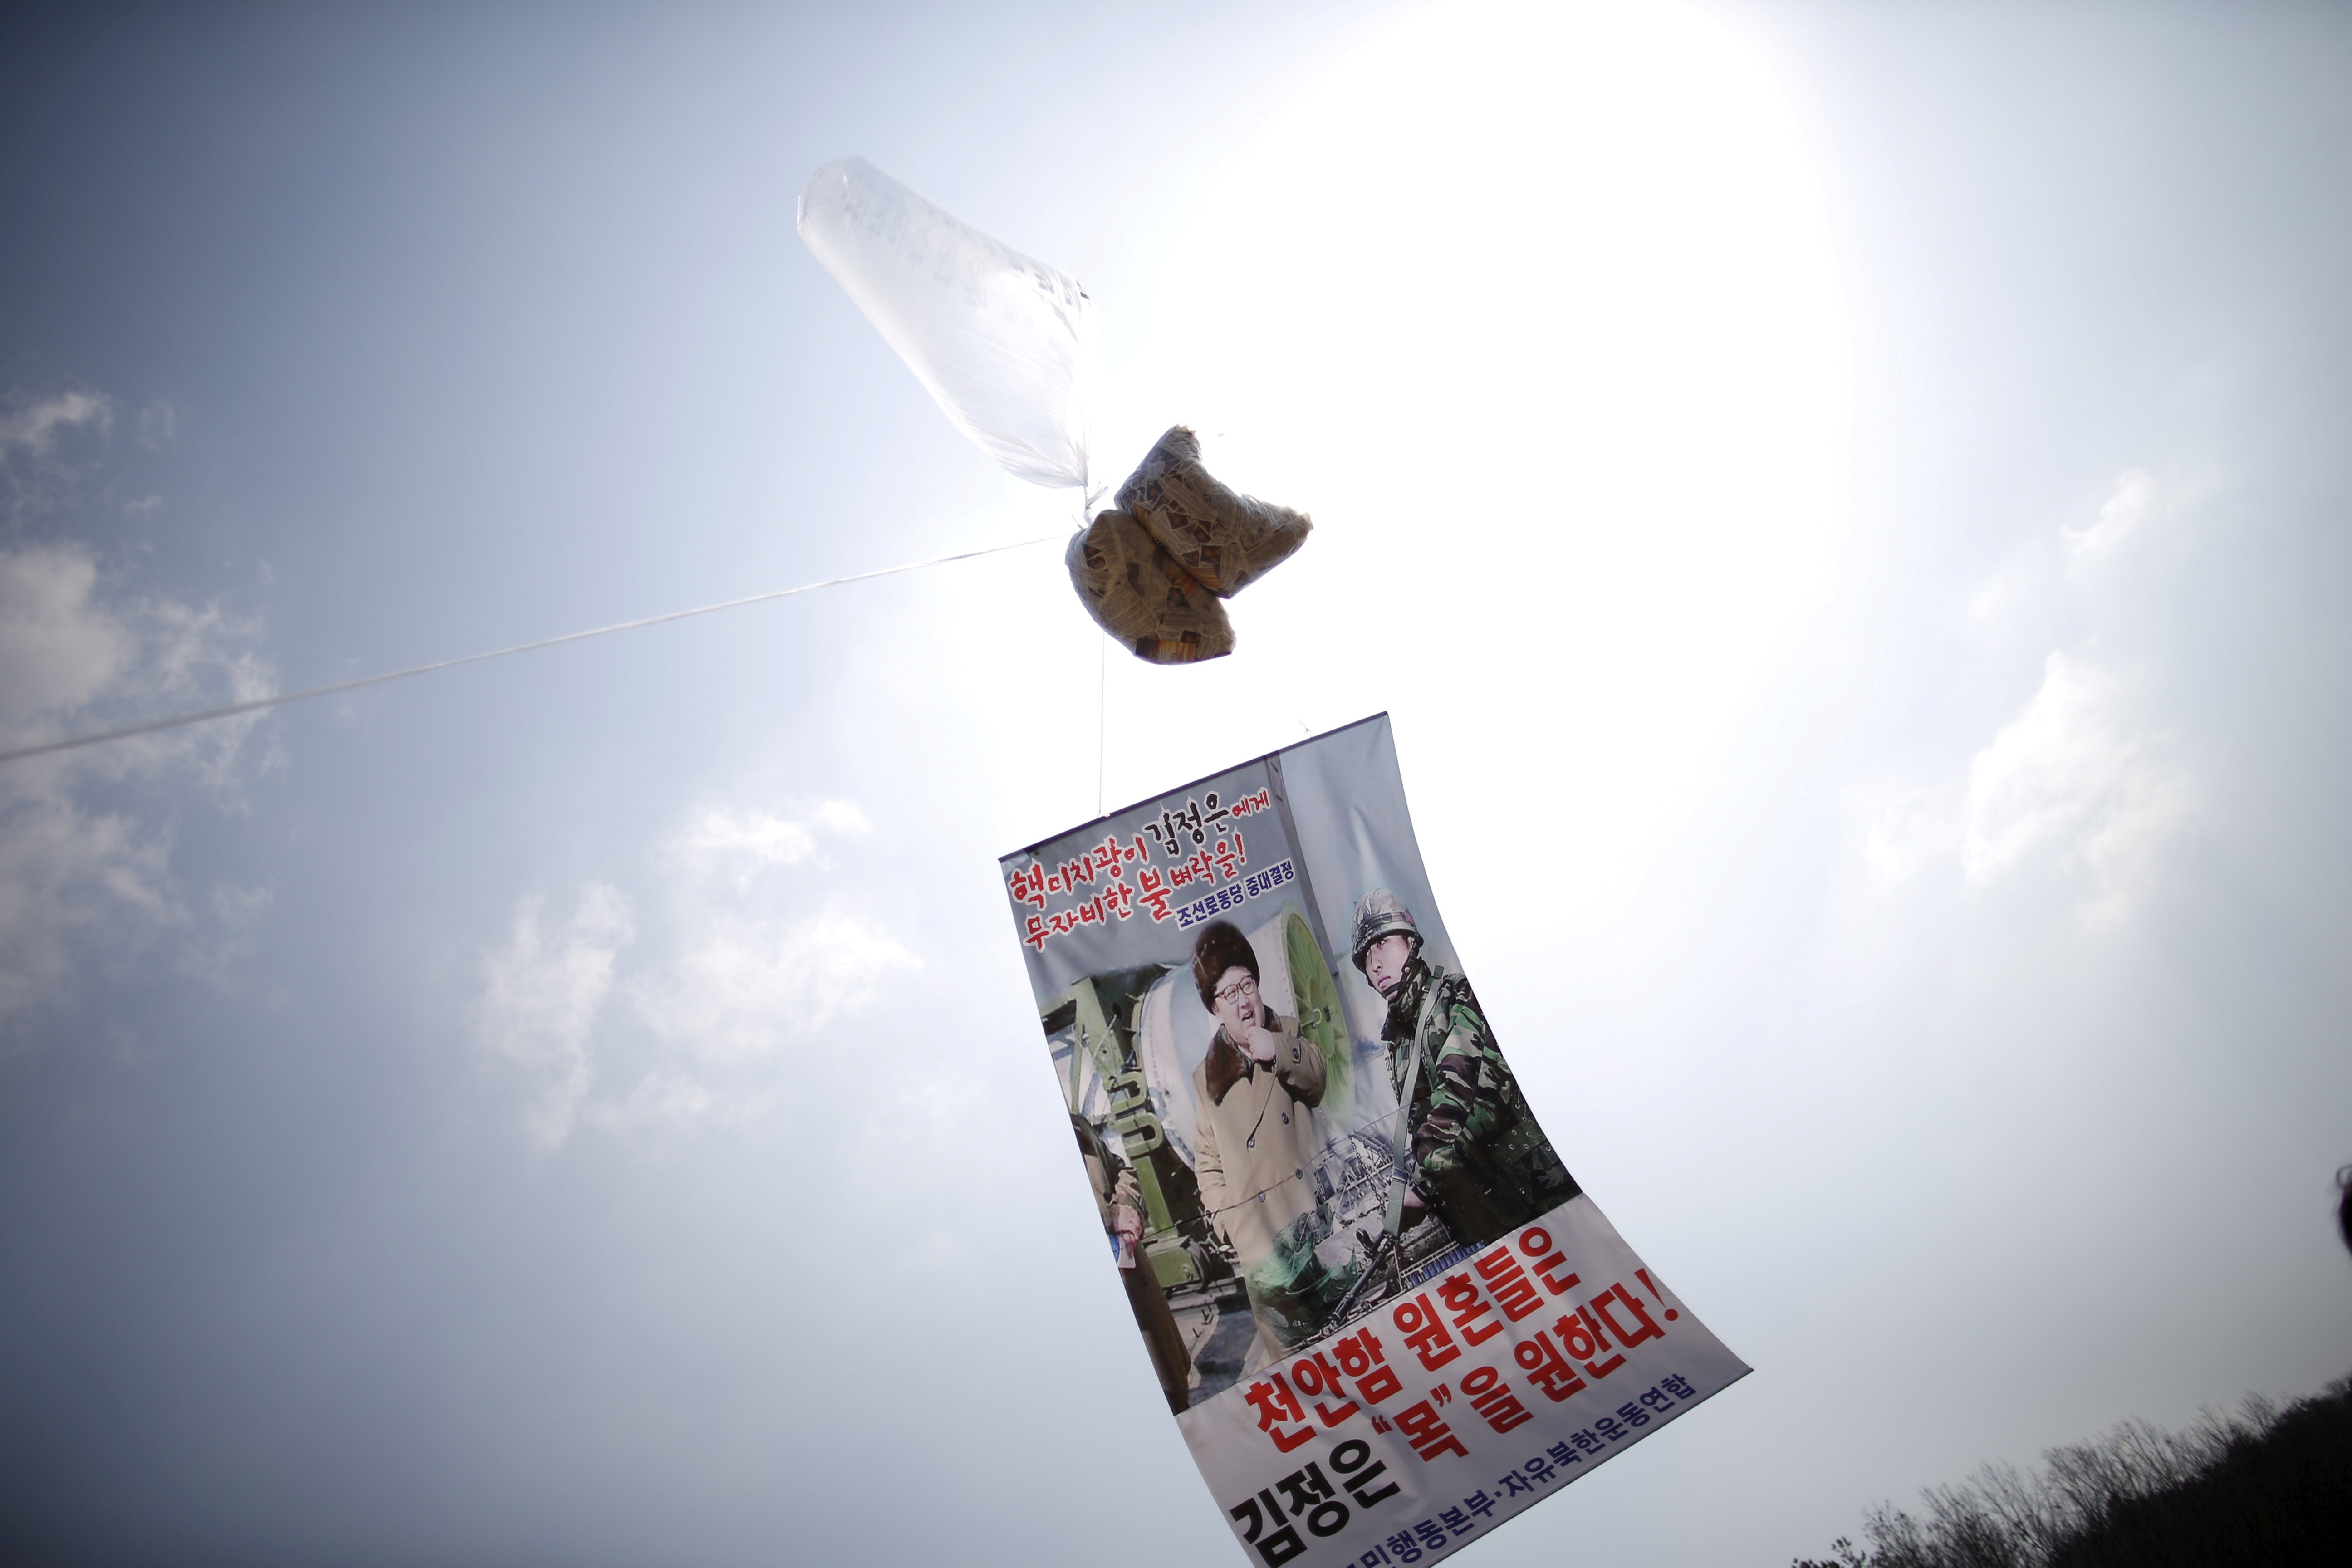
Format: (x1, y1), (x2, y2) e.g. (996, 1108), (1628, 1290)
(1115, 426), (1312, 597)
(798, 157), (1314, 663)
(798, 157), (1095, 492)
(1066, 509), (1235, 664)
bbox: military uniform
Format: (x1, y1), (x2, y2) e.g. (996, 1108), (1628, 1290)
(1378, 960), (1578, 1250)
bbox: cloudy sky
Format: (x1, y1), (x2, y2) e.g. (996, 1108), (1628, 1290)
(3, 1), (2347, 1563)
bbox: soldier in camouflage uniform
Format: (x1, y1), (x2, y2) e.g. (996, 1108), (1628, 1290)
(1350, 889), (1578, 1250)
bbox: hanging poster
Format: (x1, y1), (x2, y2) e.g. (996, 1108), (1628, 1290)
(1000, 714), (1749, 1568)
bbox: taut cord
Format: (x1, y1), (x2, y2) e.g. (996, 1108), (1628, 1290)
(0, 534), (1063, 767)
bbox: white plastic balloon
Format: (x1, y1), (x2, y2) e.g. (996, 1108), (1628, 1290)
(798, 157), (1097, 496)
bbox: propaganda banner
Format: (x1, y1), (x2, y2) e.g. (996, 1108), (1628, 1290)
(1000, 714), (1748, 1568)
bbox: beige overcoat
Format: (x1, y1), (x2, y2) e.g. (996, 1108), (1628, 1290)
(1190, 1012), (1327, 1276)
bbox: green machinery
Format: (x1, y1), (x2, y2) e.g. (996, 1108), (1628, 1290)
(1044, 963), (1229, 1295)
(1280, 908), (1353, 1124)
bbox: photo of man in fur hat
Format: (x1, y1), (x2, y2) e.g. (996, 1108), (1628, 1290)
(1186, 918), (1354, 1368)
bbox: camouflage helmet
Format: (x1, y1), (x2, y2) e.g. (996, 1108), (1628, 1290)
(1348, 888), (1421, 972)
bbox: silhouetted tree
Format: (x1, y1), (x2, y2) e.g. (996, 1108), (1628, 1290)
(1791, 1379), (2352, 1568)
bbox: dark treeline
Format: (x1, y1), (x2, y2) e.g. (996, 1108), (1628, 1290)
(1792, 1374), (2352, 1568)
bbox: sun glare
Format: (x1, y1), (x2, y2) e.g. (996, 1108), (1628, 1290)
(1095, 0), (1853, 932)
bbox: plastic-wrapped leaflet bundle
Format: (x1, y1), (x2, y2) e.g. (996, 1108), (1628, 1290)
(1066, 504), (1238, 664)
(1065, 425), (1314, 663)
(798, 157), (1312, 663)
(1000, 715), (1749, 1568)
(1115, 425), (1311, 598)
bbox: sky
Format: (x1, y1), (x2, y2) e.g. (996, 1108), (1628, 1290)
(1, 0), (2347, 1563)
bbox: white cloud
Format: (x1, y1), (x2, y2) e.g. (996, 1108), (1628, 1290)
(1970, 467), (2210, 644)
(0, 390), (111, 459)
(2061, 466), (2223, 582)
(676, 807), (818, 868)
(636, 906), (917, 1064)
(475, 799), (912, 1146)
(0, 796), (172, 1025)
(0, 543), (277, 777)
(670, 799), (871, 877)
(1961, 652), (2189, 925)
(474, 885), (635, 1150)
(0, 407), (273, 1027)
(2063, 468), (2158, 566)
(181, 882), (277, 989)
(1858, 462), (2201, 932)
(582, 1068), (721, 1141)
(0, 541), (279, 1033)
(641, 798), (909, 1061)
(134, 400), (177, 452)
(0, 545), (131, 720)
(2, 391), (114, 519)
(1848, 652), (2189, 930)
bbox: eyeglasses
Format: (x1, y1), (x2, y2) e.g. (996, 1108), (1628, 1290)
(1213, 976), (1259, 1007)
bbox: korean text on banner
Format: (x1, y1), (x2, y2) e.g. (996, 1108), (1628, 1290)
(998, 714), (1748, 1568)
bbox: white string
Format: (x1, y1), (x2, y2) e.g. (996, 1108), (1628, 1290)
(0, 533), (1063, 767)
(1076, 482), (1106, 821)
(1097, 625), (1107, 818)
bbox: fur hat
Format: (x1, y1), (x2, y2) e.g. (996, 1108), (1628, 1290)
(1190, 919), (1259, 1009)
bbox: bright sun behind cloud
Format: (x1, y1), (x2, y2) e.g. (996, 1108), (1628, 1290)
(1089, 0), (1852, 939)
